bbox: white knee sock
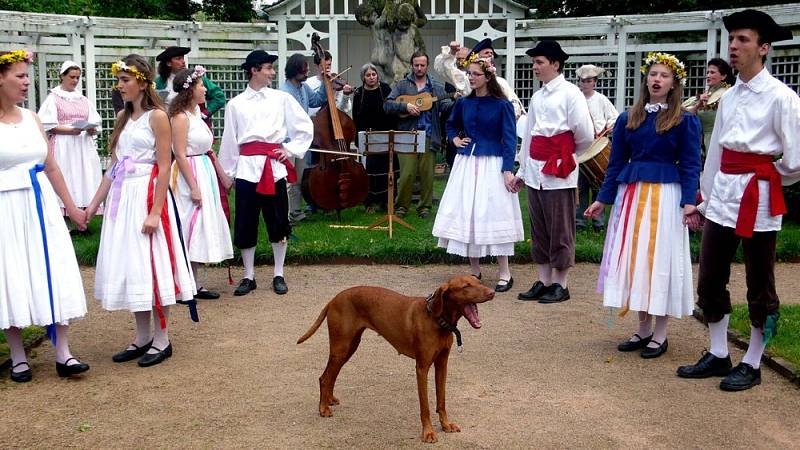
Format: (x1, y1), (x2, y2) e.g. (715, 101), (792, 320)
(150, 306), (170, 352)
(241, 247), (256, 280)
(133, 311), (153, 347)
(649, 316), (668, 347)
(742, 325), (766, 369)
(497, 256), (510, 281)
(708, 314), (730, 358)
(637, 312), (653, 339)
(272, 241), (287, 278)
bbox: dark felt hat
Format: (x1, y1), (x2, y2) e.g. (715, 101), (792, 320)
(723, 9), (793, 43)
(471, 38), (498, 58)
(525, 40), (569, 62)
(155, 46), (190, 62)
(241, 50), (278, 70)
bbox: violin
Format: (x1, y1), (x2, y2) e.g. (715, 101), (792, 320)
(301, 33), (369, 211)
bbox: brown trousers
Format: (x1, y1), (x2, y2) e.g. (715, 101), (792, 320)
(526, 186), (576, 269)
(696, 219), (779, 328)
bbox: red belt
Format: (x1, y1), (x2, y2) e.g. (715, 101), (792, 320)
(529, 131), (576, 178)
(720, 148), (786, 238)
(239, 141), (295, 195)
(203, 150), (231, 222)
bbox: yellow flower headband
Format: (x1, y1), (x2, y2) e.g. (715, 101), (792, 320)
(461, 52), (497, 78)
(0, 50), (34, 65)
(111, 60), (150, 82)
(641, 52), (688, 86)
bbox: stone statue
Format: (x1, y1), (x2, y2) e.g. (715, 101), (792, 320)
(354, 0), (427, 81)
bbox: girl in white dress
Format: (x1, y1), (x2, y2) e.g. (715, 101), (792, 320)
(0, 50), (89, 382)
(85, 54), (195, 368)
(169, 66), (233, 300)
(37, 60), (102, 218)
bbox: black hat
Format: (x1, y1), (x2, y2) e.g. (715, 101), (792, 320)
(525, 40), (569, 62)
(471, 38), (498, 58)
(241, 50), (278, 70)
(723, 9), (793, 43)
(155, 46), (190, 62)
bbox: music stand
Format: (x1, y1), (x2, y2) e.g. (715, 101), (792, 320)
(358, 130), (423, 238)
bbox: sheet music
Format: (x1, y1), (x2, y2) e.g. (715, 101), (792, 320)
(357, 131), (425, 154)
(70, 119), (99, 130)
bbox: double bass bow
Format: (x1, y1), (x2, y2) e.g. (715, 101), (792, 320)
(303, 33), (369, 211)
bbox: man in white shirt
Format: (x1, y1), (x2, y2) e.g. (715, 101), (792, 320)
(574, 64), (618, 231)
(470, 38), (524, 120)
(512, 40), (594, 304)
(433, 41), (471, 96)
(219, 50), (314, 296)
(306, 50), (353, 118)
(677, 9), (800, 391)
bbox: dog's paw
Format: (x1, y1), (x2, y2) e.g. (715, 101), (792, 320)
(441, 422), (461, 433)
(319, 405), (333, 417)
(329, 395), (340, 406)
(422, 430), (438, 443)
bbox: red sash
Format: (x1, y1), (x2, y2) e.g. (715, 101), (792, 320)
(529, 131), (576, 178)
(720, 148), (786, 238)
(204, 150), (231, 223)
(239, 141), (295, 195)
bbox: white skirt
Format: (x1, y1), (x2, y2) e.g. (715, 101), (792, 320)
(95, 163), (196, 312)
(597, 182), (693, 318)
(432, 154), (524, 258)
(52, 133), (102, 209)
(0, 172), (86, 328)
(171, 156), (233, 264)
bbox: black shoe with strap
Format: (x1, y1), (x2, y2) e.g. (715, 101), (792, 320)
(538, 283), (570, 303)
(518, 281), (549, 301)
(676, 351), (733, 378)
(112, 340), (152, 363)
(719, 362), (761, 391)
(234, 278), (257, 296)
(273, 276), (288, 295)
(617, 333), (653, 352)
(10, 361), (32, 383)
(138, 343), (173, 367)
(640, 339), (668, 359)
(495, 277), (514, 293)
(195, 288), (220, 300)
(56, 357), (90, 377)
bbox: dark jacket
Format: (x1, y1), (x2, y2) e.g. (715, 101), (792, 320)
(384, 73), (453, 151)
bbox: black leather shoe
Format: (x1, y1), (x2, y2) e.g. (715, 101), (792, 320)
(234, 278), (256, 296)
(10, 362), (32, 383)
(56, 357), (90, 377)
(195, 288), (220, 300)
(640, 339), (668, 359)
(720, 362), (761, 391)
(617, 333), (653, 352)
(676, 352), (733, 378)
(138, 343), (173, 367)
(538, 283), (570, 303)
(495, 277), (514, 293)
(518, 281), (549, 301)
(112, 340), (152, 363)
(273, 276), (288, 295)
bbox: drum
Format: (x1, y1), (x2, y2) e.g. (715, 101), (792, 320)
(577, 136), (611, 189)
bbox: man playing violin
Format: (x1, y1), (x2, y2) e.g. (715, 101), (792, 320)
(384, 51), (454, 219)
(219, 50), (314, 296)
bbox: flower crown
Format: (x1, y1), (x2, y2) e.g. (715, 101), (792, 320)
(181, 65), (207, 90)
(111, 60), (149, 82)
(640, 52), (688, 86)
(0, 50), (34, 65)
(461, 52), (497, 77)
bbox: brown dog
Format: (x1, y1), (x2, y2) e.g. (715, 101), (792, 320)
(297, 275), (495, 443)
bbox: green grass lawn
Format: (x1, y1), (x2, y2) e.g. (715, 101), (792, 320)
(729, 304), (800, 369)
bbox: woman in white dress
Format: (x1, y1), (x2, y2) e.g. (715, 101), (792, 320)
(432, 55), (524, 292)
(169, 66), (233, 299)
(85, 54), (195, 368)
(0, 50), (89, 382)
(37, 60), (102, 222)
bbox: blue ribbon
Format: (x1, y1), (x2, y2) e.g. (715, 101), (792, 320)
(28, 164), (57, 344)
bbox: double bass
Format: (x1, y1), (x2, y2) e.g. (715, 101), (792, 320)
(303, 33), (369, 211)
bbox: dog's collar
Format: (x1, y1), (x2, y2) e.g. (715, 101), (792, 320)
(426, 292), (463, 352)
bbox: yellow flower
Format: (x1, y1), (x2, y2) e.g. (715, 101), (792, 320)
(0, 50), (33, 65)
(111, 60), (149, 82)
(640, 52), (688, 85)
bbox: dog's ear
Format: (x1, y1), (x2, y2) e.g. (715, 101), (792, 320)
(430, 282), (449, 316)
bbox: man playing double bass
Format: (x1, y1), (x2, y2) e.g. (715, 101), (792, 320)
(384, 51), (453, 219)
(219, 50), (314, 296)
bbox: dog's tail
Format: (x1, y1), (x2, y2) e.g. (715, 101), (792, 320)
(297, 303), (329, 344)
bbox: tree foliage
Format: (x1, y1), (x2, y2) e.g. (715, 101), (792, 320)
(519, 0), (794, 19)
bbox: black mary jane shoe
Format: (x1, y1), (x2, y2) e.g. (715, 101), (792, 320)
(518, 281), (549, 301)
(677, 351), (733, 378)
(138, 343), (173, 367)
(10, 362), (32, 383)
(273, 276), (288, 295)
(640, 339), (669, 359)
(234, 278), (257, 296)
(495, 277), (514, 293)
(617, 333), (653, 352)
(538, 283), (570, 304)
(194, 288), (220, 300)
(720, 362), (761, 391)
(112, 340), (152, 363)
(56, 357), (90, 378)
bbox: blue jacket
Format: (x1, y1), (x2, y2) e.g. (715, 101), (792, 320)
(384, 73), (453, 151)
(446, 95), (517, 172)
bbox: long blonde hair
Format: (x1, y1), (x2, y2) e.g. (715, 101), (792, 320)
(109, 54), (164, 151)
(626, 67), (684, 134)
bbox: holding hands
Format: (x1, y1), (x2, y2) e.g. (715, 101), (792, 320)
(66, 206), (87, 231)
(683, 204), (704, 231)
(584, 201), (606, 220)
